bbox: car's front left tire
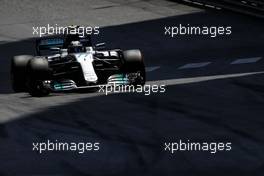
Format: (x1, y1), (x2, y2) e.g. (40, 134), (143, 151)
(11, 55), (33, 92)
(122, 49), (146, 85)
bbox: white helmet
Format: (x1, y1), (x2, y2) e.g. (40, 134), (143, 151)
(70, 41), (81, 46)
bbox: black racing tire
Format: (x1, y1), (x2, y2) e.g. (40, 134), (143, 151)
(122, 49), (146, 85)
(27, 57), (51, 97)
(27, 80), (50, 97)
(11, 55), (33, 92)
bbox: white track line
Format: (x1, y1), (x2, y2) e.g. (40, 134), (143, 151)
(146, 66), (160, 72)
(148, 71), (264, 86)
(231, 57), (262, 65)
(178, 62), (211, 69)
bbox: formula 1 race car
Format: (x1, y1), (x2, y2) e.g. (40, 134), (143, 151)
(11, 27), (146, 96)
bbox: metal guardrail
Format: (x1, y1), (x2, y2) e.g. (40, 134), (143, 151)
(176, 0), (264, 18)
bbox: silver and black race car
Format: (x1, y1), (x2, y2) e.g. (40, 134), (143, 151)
(11, 28), (146, 97)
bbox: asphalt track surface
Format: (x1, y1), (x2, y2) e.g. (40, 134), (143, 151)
(0, 0), (264, 175)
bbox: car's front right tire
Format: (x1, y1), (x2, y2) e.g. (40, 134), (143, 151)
(27, 57), (51, 97)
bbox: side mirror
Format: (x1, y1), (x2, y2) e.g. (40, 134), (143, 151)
(95, 43), (106, 50)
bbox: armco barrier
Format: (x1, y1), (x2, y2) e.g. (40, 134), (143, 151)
(175, 0), (264, 18)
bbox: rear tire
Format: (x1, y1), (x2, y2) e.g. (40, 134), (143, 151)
(11, 55), (32, 92)
(122, 49), (146, 85)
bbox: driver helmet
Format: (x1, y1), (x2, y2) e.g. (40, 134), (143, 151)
(68, 41), (85, 53)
